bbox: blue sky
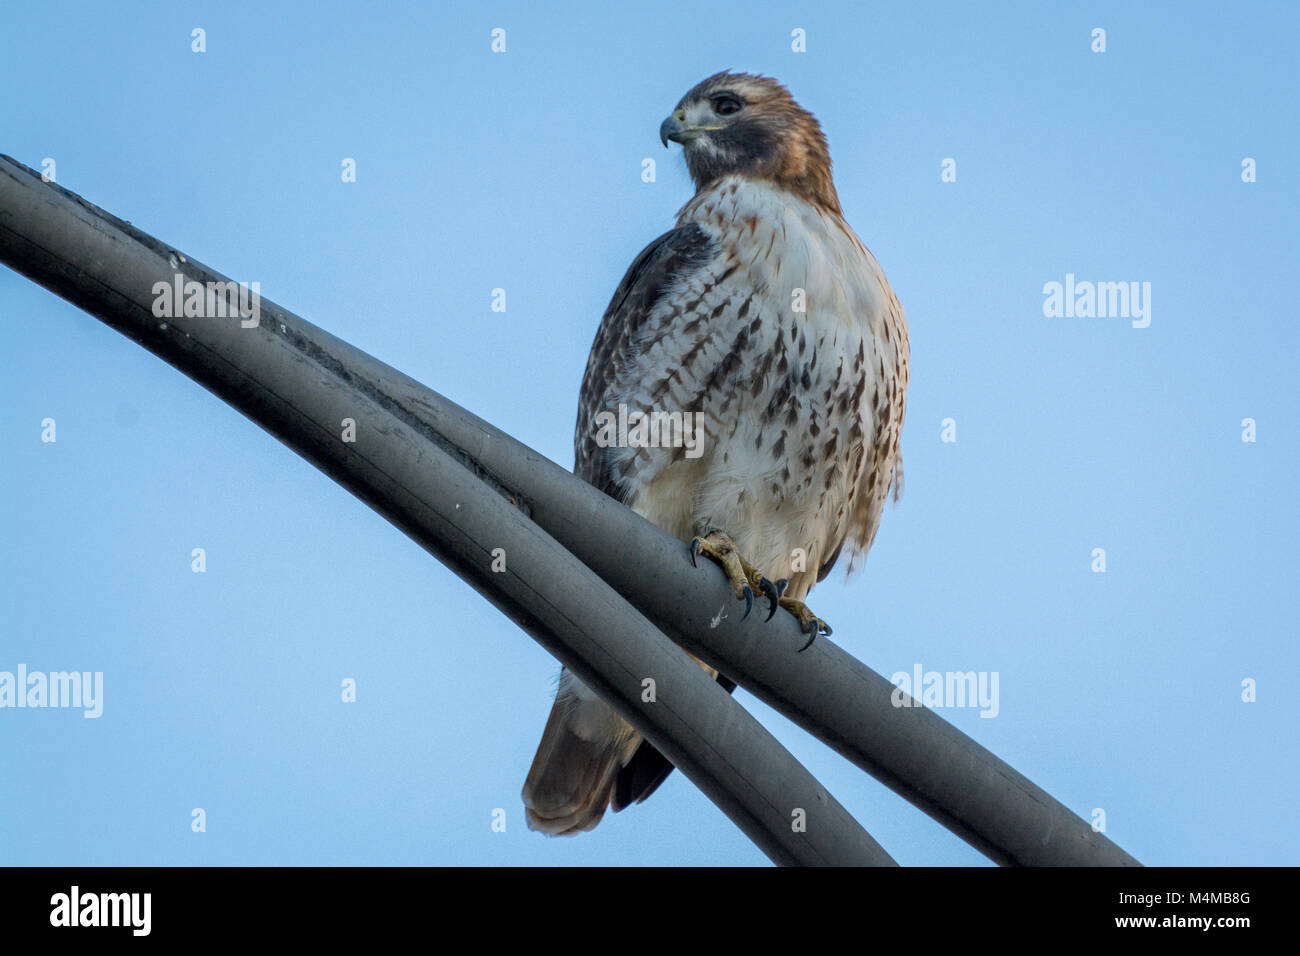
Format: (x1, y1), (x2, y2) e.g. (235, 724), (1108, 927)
(2, 1), (1297, 866)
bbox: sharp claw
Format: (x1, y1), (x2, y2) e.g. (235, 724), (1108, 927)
(798, 621), (818, 653)
(689, 537), (700, 568)
(760, 577), (781, 621)
(741, 585), (753, 620)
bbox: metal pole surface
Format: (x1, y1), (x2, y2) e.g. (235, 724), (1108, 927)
(0, 155), (1140, 866)
(0, 155), (895, 867)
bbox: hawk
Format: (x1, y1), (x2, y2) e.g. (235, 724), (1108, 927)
(522, 71), (909, 835)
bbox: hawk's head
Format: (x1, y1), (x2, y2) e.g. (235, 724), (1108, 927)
(659, 71), (840, 215)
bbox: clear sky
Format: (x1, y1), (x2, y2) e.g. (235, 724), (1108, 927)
(2, 1), (1297, 866)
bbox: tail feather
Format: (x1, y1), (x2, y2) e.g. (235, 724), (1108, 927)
(523, 665), (739, 834)
(612, 739), (675, 812)
(522, 673), (639, 835)
(612, 672), (736, 811)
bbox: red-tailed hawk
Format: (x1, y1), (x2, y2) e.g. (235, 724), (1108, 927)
(522, 71), (909, 835)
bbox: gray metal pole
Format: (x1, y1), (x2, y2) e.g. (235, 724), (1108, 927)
(0, 155), (895, 867)
(0, 154), (1140, 866)
(392, 390), (1144, 866)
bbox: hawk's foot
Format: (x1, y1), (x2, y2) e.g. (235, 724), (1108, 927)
(778, 595), (832, 651)
(689, 530), (783, 621)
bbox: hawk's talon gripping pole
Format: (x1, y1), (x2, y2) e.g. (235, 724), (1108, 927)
(761, 577), (785, 621)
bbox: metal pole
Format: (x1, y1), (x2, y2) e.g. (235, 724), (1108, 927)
(0, 154), (1140, 865)
(396, 391), (1143, 866)
(0, 155), (895, 867)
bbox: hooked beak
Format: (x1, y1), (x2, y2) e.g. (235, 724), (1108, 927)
(659, 108), (689, 147)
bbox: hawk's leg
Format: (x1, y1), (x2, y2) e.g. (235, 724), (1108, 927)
(778, 595), (832, 652)
(688, 530), (783, 621)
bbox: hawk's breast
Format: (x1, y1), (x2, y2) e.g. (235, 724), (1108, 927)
(600, 176), (908, 594)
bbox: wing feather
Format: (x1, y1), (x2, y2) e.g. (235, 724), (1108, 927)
(563, 224), (719, 812)
(574, 224), (714, 499)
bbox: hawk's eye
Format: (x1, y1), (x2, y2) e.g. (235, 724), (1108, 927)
(711, 93), (743, 116)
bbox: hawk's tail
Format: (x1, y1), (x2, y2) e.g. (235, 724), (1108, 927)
(522, 664), (738, 834)
(521, 674), (639, 835)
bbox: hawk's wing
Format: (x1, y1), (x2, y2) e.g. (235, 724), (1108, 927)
(574, 223), (713, 500)
(569, 223), (730, 814)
